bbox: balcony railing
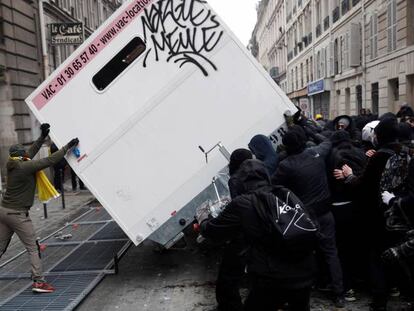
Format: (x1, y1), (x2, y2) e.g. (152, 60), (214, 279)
(316, 24), (322, 38)
(332, 7), (340, 23)
(341, 0), (350, 15)
(324, 16), (330, 31)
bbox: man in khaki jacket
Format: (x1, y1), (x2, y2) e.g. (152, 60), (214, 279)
(0, 123), (79, 293)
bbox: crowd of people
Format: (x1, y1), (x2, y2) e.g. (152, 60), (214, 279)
(198, 106), (414, 311)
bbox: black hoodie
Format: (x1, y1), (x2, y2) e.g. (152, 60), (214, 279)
(329, 115), (362, 143)
(248, 134), (279, 176)
(201, 160), (315, 288)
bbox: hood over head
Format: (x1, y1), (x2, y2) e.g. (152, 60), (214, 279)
(362, 120), (380, 144)
(235, 159), (271, 194)
(374, 117), (399, 147)
(228, 148), (253, 176)
(330, 130), (351, 147)
(379, 112), (397, 122)
(333, 115), (353, 131)
(248, 134), (278, 175)
(396, 105), (414, 119)
(282, 129), (306, 155)
(398, 122), (412, 142)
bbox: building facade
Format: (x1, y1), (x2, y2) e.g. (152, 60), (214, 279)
(251, 0), (287, 92)
(252, 0), (414, 119)
(0, 0), (121, 178)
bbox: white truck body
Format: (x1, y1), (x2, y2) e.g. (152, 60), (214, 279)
(25, 0), (295, 245)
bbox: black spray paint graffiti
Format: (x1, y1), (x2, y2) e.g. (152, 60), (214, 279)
(141, 0), (223, 76)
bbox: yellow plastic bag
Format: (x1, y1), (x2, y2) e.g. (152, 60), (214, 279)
(36, 170), (60, 203)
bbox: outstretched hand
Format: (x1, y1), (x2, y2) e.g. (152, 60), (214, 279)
(66, 138), (79, 149)
(40, 123), (50, 138)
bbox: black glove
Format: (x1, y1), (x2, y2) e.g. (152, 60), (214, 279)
(381, 247), (400, 262)
(66, 138), (79, 149)
(40, 123), (50, 138)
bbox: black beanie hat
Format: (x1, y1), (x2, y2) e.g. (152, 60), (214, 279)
(283, 130), (306, 155)
(374, 117), (399, 147)
(228, 148), (253, 176)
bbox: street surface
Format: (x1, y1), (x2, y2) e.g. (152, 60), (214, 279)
(0, 189), (410, 311)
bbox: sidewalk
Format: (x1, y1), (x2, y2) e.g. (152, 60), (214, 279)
(0, 189), (95, 265)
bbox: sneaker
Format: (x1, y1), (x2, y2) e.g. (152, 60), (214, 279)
(32, 281), (55, 293)
(389, 287), (400, 297)
(345, 289), (357, 302)
(334, 296), (346, 309)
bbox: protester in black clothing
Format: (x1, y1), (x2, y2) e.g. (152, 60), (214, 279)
(335, 117), (401, 311)
(214, 149), (252, 311)
(328, 130), (367, 301)
(248, 135), (278, 176)
(199, 160), (316, 311)
(329, 115), (362, 144)
(272, 128), (346, 308)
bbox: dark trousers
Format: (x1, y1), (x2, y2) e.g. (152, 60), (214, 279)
(317, 211), (344, 296)
(216, 244), (246, 311)
(244, 278), (311, 311)
(368, 247), (388, 308)
(70, 168), (84, 191)
(53, 167), (64, 191)
(332, 202), (357, 290)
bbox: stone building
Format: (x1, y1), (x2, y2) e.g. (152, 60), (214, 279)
(251, 0), (287, 92)
(0, 0), (121, 179)
(252, 0), (414, 119)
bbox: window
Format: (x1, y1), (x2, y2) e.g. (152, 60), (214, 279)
(356, 85), (362, 112)
(372, 83), (379, 115)
(317, 50), (321, 79)
(334, 38), (339, 74)
(295, 66), (298, 90)
(300, 63), (304, 88)
(387, 0), (397, 52)
(92, 37), (146, 91)
(369, 13), (378, 59)
(310, 56), (314, 81)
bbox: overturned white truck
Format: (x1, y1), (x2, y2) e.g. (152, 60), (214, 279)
(25, 0), (296, 247)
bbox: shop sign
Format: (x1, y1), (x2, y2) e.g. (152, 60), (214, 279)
(50, 22), (84, 45)
(308, 79), (325, 95)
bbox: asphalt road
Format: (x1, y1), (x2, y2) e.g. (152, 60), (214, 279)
(76, 231), (411, 311)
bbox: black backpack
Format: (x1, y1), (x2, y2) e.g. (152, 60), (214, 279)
(253, 186), (318, 256)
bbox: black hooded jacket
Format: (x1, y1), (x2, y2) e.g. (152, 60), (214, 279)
(328, 131), (367, 203)
(248, 134), (279, 176)
(201, 160), (316, 288)
(328, 115), (362, 144)
(272, 138), (332, 216)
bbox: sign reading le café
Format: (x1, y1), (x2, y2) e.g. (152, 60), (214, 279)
(50, 22), (84, 45)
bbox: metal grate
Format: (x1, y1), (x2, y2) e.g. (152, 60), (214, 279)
(0, 207), (131, 310)
(0, 274), (103, 311)
(52, 240), (127, 272)
(90, 221), (127, 241)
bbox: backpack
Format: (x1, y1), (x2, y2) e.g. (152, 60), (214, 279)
(379, 147), (411, 194)
(253, 186), (318, 256)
